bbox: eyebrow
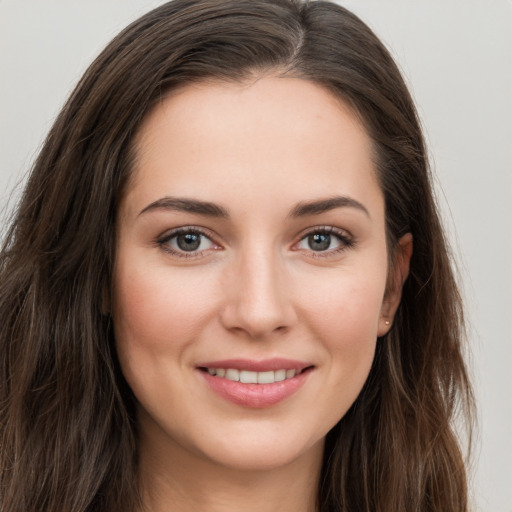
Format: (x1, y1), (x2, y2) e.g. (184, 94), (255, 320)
(289, 196), (370, 218)
(138, 195), (369, 219)
(139, 197), (229, 218)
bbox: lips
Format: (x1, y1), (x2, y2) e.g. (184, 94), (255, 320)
(196, 358), (314, 408)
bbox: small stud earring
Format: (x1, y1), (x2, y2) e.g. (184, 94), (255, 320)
(385, 320), (390, 325)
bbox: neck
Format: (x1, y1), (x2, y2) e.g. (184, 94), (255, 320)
(136, 417), (323, 512)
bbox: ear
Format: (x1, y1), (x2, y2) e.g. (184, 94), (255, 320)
(377, 233), (413, 336)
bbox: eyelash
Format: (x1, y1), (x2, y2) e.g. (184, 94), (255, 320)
(156, 226), (355, 259)
(157, 227), (220, 258)
(295, 226), (355, 258)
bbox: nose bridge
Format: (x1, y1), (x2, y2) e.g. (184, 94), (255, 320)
(221, 239), (295, 338)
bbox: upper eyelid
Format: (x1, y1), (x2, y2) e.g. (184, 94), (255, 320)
(158, 225), (216, 242)
(295, 225), (353, 240)
(158, 224), (351, 238)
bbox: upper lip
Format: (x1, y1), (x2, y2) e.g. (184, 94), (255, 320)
(196, 358), (313, 372)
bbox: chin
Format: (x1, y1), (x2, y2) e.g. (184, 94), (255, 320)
(179, 416), (327, 473)
(201, 435), (324, 473)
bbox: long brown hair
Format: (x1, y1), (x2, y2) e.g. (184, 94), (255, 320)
(0, 1), (473, 511)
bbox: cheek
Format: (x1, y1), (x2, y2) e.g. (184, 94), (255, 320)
(113, 259), (216, 350)
(299, 264), (386, 341)
(111, 256), (222, 403)
(111, 256), (222, 418)
(295, 264), (386, 404)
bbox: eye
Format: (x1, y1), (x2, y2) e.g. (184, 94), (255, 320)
(295, 227), (354, 255)
(158, 228), (219, 257)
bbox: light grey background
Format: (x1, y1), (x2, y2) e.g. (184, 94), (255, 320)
(1, 1), (511, 511)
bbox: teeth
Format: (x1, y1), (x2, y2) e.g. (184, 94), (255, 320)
(257, 371), (275, 384)
(240, 370), (258, 383)
(225, 368), (240, 381)
(274, 369), (286, 382)
(206, 367), (302, 383)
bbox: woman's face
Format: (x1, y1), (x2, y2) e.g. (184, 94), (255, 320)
(113, 76), (409, 472)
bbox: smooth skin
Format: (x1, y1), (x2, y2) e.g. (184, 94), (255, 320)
(113, 75), (412, 512)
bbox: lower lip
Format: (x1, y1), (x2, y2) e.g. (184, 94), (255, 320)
(199, 369), (312, 408)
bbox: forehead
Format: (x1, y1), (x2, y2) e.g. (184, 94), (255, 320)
(134, 75), (371, 160)
(123, 76), (382, 220)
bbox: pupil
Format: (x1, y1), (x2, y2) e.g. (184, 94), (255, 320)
(177, 233), (201, 251)
(308, 233), (330, 251)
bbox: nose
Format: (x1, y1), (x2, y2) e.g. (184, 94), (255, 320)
(219, 247), (297, 339)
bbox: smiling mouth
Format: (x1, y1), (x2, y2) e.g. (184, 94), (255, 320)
(198, 367), (313, 384)
(197, 361), (314, 407)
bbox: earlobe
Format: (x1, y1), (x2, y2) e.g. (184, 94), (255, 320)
(378, 233), (413, 336)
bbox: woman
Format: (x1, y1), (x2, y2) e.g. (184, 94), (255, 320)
(0, 1), (473, 511)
